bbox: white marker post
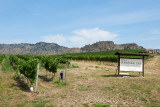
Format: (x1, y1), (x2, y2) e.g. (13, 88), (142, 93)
(35, 63), (39, 93)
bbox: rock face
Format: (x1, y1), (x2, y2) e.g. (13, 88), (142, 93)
(0, 42), (67, 54)
(81, 41), (115, 52)
(0, 41), (144, 55)
(81, 41), (144, 52)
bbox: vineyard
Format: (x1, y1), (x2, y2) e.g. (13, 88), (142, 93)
(0, 54), (5, 64)
(0, 49), (152, 88)
(63, 49), (152, 62)
(0, 50), (159, 106)
(8, 54), (70, 87)
(0, 49), (153, 87)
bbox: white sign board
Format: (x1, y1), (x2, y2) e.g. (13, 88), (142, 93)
(120, 58), (143, 72)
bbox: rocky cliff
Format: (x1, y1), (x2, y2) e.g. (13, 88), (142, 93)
(81, 41), (144, 52)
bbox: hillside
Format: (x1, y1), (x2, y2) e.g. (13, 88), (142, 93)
(81, 41), (144, 52)
(0, 42), (67, 54)
(0, 41), (144, 55)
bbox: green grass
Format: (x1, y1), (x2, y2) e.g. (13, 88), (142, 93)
(47, 104), (56, 107)
(71, 63), (79, 68)
(94, 103), (110, 107)
(83, 103), (89, 107)
(130, 83), (142, 90)
(17, 100), (50, 107)
(104, 86), (115, 91)
(1, 55), (14, 73)
(140, 97), (147, 102)
(18, 94), (27, 99)
(53, 80), (68, 88)
(79, 85), (90, 91)
(8, 96), (13, 100)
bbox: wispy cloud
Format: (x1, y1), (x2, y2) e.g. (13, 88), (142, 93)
(106, 10), (160, 25)
(42, 27), (118, 48)
(73, 10), (160, 27)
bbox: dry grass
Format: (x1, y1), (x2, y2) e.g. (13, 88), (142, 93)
(0, 56), (160, 106)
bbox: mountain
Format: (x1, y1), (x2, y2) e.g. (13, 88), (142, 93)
(0, 41), (144, 55)
(81, 41), (144, 52)
(0, 42), (67, 54)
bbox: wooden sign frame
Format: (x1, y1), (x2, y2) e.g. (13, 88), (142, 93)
(115, 52), (149, 77)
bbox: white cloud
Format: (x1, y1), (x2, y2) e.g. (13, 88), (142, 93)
(72, 28), (117, 40)
(42, 34), (67, 45)
(42, 27), (118, 48)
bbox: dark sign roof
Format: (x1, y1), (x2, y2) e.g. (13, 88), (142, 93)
(115, 52), (149, 56)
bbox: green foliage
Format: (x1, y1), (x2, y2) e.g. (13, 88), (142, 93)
(48, 59), (58, 74)
(41, 56), (59, 74)
(64, 49), (151, 62)
(0, 54), (5, 64)
(9, 54), (69, 84)
(9, 55), (38, 86)
(19, 59), (38, 85)
(41, 55), (70, 76)
(1, 55), (14, 73)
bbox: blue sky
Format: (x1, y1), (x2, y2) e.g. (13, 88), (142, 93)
(0, 0), (160, 48)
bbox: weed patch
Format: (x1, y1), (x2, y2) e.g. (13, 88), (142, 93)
(79, 85), (90, 91)
(8, 96), (13, 100)
(83, 103), (89, 107)
(94, 103), (110, 107)
(71, 64), (79, 68)
(130, 83), (142, 90)
(53, 80), (68, 88)
(140, 97), (147, 102)
(17, 100), (49, 107)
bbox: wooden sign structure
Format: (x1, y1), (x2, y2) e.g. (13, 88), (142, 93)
(115, 52), (149, 77)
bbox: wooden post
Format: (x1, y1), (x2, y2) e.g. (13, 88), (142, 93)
(35, 63), (39, 93)
(46, 70), (47, 77)
(70, 58), (72, 68)
(65, 63), (67, 83)
(142, 56), (144, 77)
(118, 55), (120, 76)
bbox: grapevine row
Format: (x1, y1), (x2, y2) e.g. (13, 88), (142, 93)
(0, 54), (5, 64)
(64, 49), (152, 62)
(9, 55), (70, 85)
(9, 55), (38, 86)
